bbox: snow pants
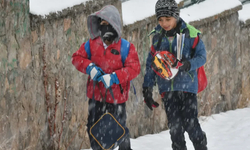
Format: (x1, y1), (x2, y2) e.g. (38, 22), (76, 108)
(162, 91), (207, 150)
(87, 99), (132, 150)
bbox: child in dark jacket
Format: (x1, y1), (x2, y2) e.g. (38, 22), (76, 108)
(72, 5), (140, 150)
(142, 0), (207, 150)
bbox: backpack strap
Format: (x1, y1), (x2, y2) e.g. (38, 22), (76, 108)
(150, 30), (166, 56)
(190, 36), (199, 58)
(84, 40), (91, 101)
(84, 40), (91, 59)
(120, 38), (130, 66)
(155, 30), (165, 51)
(120, 38), (139, 102)
(85, 39), (130, 64)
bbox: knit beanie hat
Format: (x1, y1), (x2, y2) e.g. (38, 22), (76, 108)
(155, 0), (180, 20)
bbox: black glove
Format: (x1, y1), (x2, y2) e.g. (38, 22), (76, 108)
(142, 87), (159, 110)
(179, 60), (191, 72)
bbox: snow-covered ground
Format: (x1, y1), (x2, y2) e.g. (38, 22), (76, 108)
(83, 107), (250, 150)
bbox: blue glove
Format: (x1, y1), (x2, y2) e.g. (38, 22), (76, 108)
(86, 63), (104, 81)
(98, 72), (120, 89)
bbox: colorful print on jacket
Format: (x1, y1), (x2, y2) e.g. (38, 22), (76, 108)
(143, 18), (206, 94)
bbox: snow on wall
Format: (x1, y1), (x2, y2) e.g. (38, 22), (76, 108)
(122, 0), (244, 25)
(30, 0), (250, 25)
(180, 0), (242, 23)
(30, 0), (90, 16)
(239, 2), (250, 23)
(122, 0), (183, 25)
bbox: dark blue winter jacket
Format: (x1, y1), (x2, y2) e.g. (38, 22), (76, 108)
(143, 18), (206, 94)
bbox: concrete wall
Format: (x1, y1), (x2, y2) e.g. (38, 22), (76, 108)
(0, 0), (249, 149)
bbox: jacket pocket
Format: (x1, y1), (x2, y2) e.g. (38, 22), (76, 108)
(111, 49), (120, 55)
(174, 71), (193, 82)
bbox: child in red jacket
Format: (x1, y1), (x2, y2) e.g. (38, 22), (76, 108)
(72, 5), (140, 150)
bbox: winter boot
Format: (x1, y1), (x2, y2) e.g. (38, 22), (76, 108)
(118, 134), (132, 150)
(193, 131), (207, 150)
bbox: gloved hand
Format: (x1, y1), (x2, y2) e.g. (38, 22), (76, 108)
(98, 72), (120, 89)
(143, 87), (159, 110)
(179, 60), (191, 72)
(86, 63), (105, 81)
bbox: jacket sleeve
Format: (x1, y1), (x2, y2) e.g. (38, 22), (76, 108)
(142, 49), (157, 88)
(114, 43), (140, 84)
(71, 43), (92, 74)
(189, 38), (207, 71)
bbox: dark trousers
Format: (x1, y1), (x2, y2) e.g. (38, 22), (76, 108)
(162, 91), (207, 150)
(87, 99), (132, 150)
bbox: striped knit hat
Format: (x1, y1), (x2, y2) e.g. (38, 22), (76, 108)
(155, 0), (180, 20)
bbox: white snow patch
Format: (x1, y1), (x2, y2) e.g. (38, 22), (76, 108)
(239, 2), (250, 23)
(30, 0), (90, 16)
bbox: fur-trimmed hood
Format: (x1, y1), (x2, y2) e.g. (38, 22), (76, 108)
(87, 5), (122, 43)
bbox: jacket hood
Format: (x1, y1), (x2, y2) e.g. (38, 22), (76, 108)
(87, 5), (122, 43)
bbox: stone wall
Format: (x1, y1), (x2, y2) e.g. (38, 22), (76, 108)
(0, 0), (250, 149)
(237, 22), (250, 109)
(0, 0), (34, 150)
(1, 0), (122, 150)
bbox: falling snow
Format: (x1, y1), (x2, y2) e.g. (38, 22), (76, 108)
(28, 0), (250, 150)
(83, 108), (250, 150)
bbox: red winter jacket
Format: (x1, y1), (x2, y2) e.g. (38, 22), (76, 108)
(72, 37), (140, 104)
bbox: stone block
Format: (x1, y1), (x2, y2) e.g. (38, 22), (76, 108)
(19, 40), (32, 69)
(0, 42), (8, 73)
(64, 18), (71, 32)
(31, 30), (38, 43)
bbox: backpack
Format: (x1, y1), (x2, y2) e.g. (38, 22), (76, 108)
(191, 36), (207, 93)
(89, 112), (129, 150)
(84, 38), (138, 100)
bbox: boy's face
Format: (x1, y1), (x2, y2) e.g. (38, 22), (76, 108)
(100, 20), (109, 25)
(158, 16), (177, 31)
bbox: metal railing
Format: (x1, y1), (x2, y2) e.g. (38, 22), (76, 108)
(182, 0), (206, 8)
(241, 0), (250, 4)
(121, 0), (250, 6)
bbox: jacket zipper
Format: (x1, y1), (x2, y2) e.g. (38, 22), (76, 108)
(167, 36), (175, 91)
(104, 49), (107, 55)
(103, 43), (109, 55)
(103, 45), (124, 94)
(119, 84), (124, 94)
